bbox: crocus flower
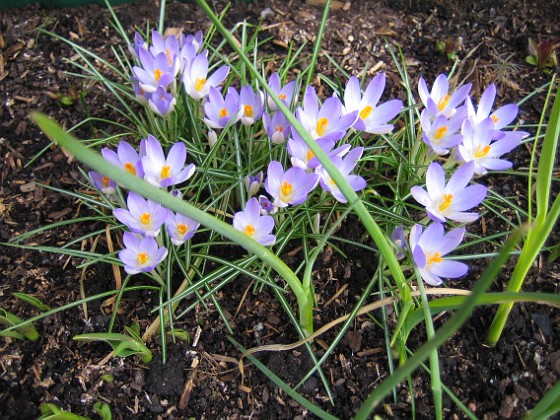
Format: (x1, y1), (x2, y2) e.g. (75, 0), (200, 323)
(343, 74), (403, 134)
(129, 32), (148, 58)
(258, 195), (275, 215)
(296, 86), (358, 140)
(420, 109), (465, 155)
(149, 30), (181, 72)
(239, 85), (264, 126)
(410, 222), (468, 286)
(264, 161), (318, 208)
(391, 226), (406, 260)
(287, 130), (351, 171)
(263, 111), (292, 144)
(233, 197), (276, 246)
(266, 72), (297, 111)
(203, 87), (242, 129)
(457, 118), (526, 175)
(148, 86), (176, 116)
(118, 232), (168, 275)
(113, 192), (170, 237)
(315, 147), (367, 203)
(141, 135), (195, 187)
(410, 161), (487, 223)
(166, 212), (200, 246)
(245, 172), (263, 197)
(132, 48), (177, 94)
(418, 74), (471, 119)
(101, 140), (144, 179)
(89, 171), (116, 195)
(466, 84), (519, 132)
(183, 52), (229, 100)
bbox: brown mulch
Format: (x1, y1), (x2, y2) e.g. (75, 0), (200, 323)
(1, 0), (559, 418)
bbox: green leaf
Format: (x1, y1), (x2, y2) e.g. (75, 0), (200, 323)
(73, 332), (152, 364)
(39, 403), (91, 420)
(13, 292), (52, 312)
(0, 308), (39, 341)
(93, 402), (112, 420)
(525, 55), (538, 66)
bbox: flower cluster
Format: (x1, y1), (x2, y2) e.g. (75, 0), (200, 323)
(394, 74), (527, 286)
(89, 135), (199, 275)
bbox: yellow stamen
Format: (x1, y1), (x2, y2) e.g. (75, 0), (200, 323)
(165, 48), (173, 66)
(491, 115), (499, 124)
(177, 223), (188, 236)
(434, 126), (448, 140)
(281, 181), (293, 197)
(437, 94), (450, 111)
(154, 68), (162, 82)
(139, 213), (151, 226)
(279, 93), (287, 101)
(316, 117), (329, 137)
(359, 105), (373, 120)
(275, 125), (284, 133)
(244, 224), (255, 237)
(101, 176), (110, 188)
(124, 162), (137, 176)
(137, 252), (149, 265)
(438, 194), (453, 211)
(219, 108), (228, 118)
(160, 165), (171, 179)
(306, 149), (315, 162)
(244, 104), (254, 118)
(426, 252), (442, 265)
(474, 144), (491, 158)
(194, 77), (206, 92)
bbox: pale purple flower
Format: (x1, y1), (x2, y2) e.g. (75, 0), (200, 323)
(166, 212), (200, 246)
(149, 31), (181, 71)
(410, 161), (487, 223)
(101, 140), (144, 178)
(420, 109), (466, 155)
(418, 74), (471, 119)
(457, 118), (527, 175)
(89, 171), (116, 195)
(287, 130), (350, 171)
(264, 161), (318, 208)
(296, 86), (358, 140)
(233, 197), (276, 246)
(466, 84), (520, 132)
(258, 195), (275, 215)
(245, 172), (263, 197)
(391, 226), (406, 260)
(266, 72), (297, 111)
(315, 147), (367, 203)
(132, 48), (177, 94)
(118, 232), (168, 275)
(132, 78), (149, 105)
(203, 87), (242, 129)
(148, 86), (177, 116)
(141, 134), (195, 187)
(343, 74), (403, 134)
(113, 192), (170, 237)
(263, 111), (292, 144)
(410, 222), (468, 286)
(183, 52), (229, 100)
(129, 32), (148, 58)
(239, 85), (264, 126)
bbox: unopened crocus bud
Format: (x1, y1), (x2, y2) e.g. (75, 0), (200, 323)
(245, 172), (263, 197)
(208, 130), (218, 148)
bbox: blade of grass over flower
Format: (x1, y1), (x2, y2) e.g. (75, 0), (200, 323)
(194, 0), (409, 307)
(487, 79), (560, 346)
(354, 226), (525, 419)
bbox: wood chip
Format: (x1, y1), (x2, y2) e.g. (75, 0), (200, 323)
(19, 182), (36, 192)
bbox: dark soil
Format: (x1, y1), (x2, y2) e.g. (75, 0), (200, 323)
(1, 0), (559, 419)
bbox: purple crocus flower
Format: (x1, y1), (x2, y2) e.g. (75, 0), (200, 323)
(118, 232), (168, 275)
(466, 84), (520, 132)
(148, 86), (177, 116)
(245, 172), (263, 197)
(89, 171), (116, 195)
(239, 85), (264, 126)
(287, 130), (350, 171)
(410, 222), (468, 286)
(315, 147), (367, 203)
(258, 195), (275, 215)
(420, 109), (466, 155)
(263, 111), (292, 144)
(129, 32), (148, 58)
(343, 74), (403, 134)
(264, 161), (318, 208)
(266, 72), (297, 111)
(203, 86), (242, 129)
(410, 161), (487, 223)
(149, 30), (181, 72)
(101, 140), (144, 179)
(183, 52), (229, 100)
(296, 86), (358, 140)
(233, 197), (276, 246)
(132, 48), (177, 94)
(418, 74), (471, 119)
(141, 134), (195, 188)
(113, 192), (170, 237)
(391, 226), (406, 260)
(457, 118), (527, 176)
(166, 212), (200, 246)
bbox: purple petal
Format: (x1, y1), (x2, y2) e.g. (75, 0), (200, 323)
(430, 260), (468, 278)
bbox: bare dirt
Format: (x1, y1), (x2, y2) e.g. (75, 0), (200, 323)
(1, 0), (559, 418)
